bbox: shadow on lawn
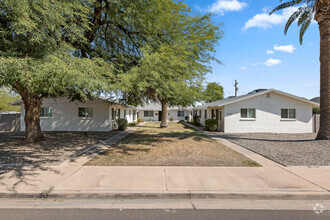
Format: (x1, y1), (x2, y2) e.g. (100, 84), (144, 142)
(0, 131), (117, 192)
(105, 125), (213, 156)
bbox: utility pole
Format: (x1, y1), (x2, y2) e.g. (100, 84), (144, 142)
(234, 80), (238, 97)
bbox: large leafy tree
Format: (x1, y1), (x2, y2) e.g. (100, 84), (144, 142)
(270, 0), (329, 140)
(121, 12), (222, 128)
(204, 82), (224, 102)
(0, 0), (195, 141)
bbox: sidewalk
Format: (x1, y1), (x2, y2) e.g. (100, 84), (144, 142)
(0, 123), (329, 200)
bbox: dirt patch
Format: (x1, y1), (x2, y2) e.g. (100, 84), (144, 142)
(87, 122), (260, 167)
(0, 131), (119, 165)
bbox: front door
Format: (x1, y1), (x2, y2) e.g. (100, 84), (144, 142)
(158, 111), (162, 121)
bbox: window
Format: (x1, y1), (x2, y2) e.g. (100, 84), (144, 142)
(199, 110), (201, 116)
(178, 111), (184, 117)
(111, 108), (115, 120)
(124, 109), (127, 118)
(78, 107), (93, 117)
(40, 107), (52, 117)
(117, 109), (120, 120)
(204, 110), (207, 119)
(241, 108), (256, 119)
(144, 111), (154, 117)
(212, 109), (215, 119)
(281, 109), (296, 119)
(129, 110), (131, 116)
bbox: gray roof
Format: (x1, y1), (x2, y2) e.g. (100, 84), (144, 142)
(310, 97), (320, 103)
(137, 103), (192, 111)
(193, 89), (319, 109)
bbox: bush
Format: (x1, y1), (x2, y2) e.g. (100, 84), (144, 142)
(313, 107), (320, 114)
(205, 119), (218, 131)
(170, 117), (174, 122)
(137, 118), (144, 124)
(193, 115), (200, 125)
(117, 118), (128, 131)
(128, 122), (138, 127)
(185, 116), (189, 121)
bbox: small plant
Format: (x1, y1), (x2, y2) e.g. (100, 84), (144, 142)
(128, 122), (138, 127)
(137, 118), (144, 124)
(205, 119), (218, 131)
(117, 118), (128, 131)
(193, 115), (200, 125)
(170, 117), (174, 122)
(185, 116), (189, 121)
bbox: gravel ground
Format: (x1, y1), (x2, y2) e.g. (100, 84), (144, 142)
(0, 131), (119, 165)
(216, 133), (330, 166)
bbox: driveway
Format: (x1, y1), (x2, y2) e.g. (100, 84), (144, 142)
(216, 133), (330, 166)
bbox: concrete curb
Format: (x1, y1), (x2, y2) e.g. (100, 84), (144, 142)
(2, 191), (330, 201)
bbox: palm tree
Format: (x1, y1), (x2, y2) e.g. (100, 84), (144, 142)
(270, 0), (329, 140)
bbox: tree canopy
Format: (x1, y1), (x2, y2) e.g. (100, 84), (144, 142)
(203, 82), (224, 102)
(0, 0), (222, 139)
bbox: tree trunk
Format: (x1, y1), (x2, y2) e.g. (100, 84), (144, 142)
(316, 12), (330, 140)
(23, 96), (43, 142)
(160, 100), (168, 128)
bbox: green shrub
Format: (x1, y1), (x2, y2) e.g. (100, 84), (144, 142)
(185, 116), (189, 121)
(205, 119), (218, 131)
(117, 118), (128, 131)
(313, 107), (320, 114)
(128, 122), (138, 127)
(170, 117), (174, 122)
(137, 118), (144, 124)
(193, 115), (200, 125)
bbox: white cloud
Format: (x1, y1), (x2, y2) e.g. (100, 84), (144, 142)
(266, 50), (274, 54)
(274, 44), (296, 53)
(240, 66), (247, 71)
(243, 7), (298, 30)
(251, 62), (260, 66)
(209, 0), (247, 15)
(263, 58), (282, 66)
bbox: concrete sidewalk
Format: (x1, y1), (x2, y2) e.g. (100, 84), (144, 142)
(1, 165), (330, 200)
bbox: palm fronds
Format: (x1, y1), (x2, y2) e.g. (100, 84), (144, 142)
(271, 0), (315, 44)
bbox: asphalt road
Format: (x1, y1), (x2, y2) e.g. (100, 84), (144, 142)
(0, 209), (329, 220)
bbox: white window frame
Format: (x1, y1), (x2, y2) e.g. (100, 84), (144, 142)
(144, 111), (154, 117)
(281, 108), (296, 120)
(177, 111), (184, 117)
(240, 108), (256, 120)
(78, 107), (93, 118)
(40, 107), (52, 118)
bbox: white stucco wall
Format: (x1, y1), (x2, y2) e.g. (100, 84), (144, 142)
(224, 92), (314, 133)
(120, 108), (137, 123)
(167, 110), (191, 121)
(138, 109), (191, 122)
(138, 110), (159, 121)
(20, 97), (131, 132)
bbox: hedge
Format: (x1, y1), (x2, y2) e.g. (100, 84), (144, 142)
(205, 119), (218, 131)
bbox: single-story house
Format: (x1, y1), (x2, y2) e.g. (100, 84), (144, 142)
(192, 89), (319, 133)
(137, 103), (192, 122)
(9, 97), (137, 132)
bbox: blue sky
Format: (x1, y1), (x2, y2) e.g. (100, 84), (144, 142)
(187, 0), (320, 99)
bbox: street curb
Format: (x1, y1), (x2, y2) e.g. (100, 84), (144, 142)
(2, 192), (330, 200)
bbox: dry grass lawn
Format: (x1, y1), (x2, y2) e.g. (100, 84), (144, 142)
(0, 131), (119, 165)
(87, 122), (260, 166)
